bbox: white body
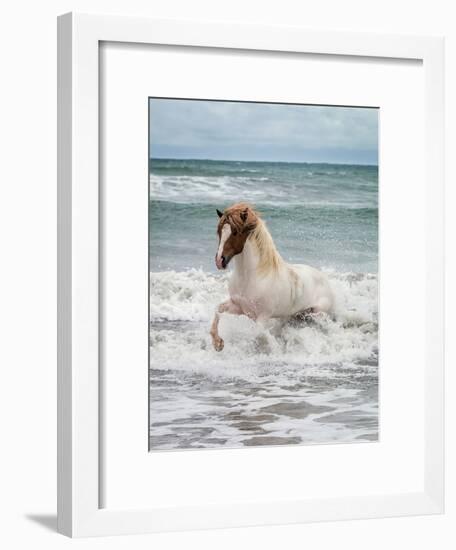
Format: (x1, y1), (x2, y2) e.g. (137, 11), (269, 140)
(228, 239), (334, 321)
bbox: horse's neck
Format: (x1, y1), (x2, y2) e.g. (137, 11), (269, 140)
(233, 240), (259, 280)
(232, 225), (282, 282)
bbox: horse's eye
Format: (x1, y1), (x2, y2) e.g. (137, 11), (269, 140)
(232, 229), (237, 236)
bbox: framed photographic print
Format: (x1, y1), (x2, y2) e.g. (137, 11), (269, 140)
(58, 13), (444, 537)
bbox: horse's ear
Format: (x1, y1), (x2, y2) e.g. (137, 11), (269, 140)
(216, 209), (223, 218)
(240, 208), (249, 223)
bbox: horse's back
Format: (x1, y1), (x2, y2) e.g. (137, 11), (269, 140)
(291, 263), (334, 313)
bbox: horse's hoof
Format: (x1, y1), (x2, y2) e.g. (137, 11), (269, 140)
(213, 337), (224, 352)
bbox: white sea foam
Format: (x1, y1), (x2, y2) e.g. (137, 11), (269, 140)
(149, 174), (375, 209)
(150, 174), (273, 204)
(150, 269), (378, 380)
(150, 269), (228, 322)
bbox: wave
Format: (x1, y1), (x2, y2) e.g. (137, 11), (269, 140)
(150, 174), (276, 205)
(149, 174), (377, 209)
(150, 269), (228, 322)
(150, 269), (378, 379)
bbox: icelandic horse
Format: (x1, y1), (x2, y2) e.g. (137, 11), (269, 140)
(211, 203), (334, 351)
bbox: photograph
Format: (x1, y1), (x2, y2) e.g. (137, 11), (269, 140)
(149, 98), (379, 451)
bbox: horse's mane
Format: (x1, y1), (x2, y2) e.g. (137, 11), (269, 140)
(250, 218), (283, 274)
(223, 203), (283, 274)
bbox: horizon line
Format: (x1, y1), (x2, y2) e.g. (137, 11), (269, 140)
(149, 156), (379, 167)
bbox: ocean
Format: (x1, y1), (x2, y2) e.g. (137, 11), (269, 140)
(149, 158), (378, 450)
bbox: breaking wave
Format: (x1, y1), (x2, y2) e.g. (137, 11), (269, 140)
(149, 269), (378, 380)
(149, 173), (376, 209)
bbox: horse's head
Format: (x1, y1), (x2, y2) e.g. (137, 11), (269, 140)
(215, 203), (258, 270)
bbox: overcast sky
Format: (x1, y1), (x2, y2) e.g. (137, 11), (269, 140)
(149, 99), (378, 165)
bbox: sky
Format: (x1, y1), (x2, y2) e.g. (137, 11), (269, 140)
(149, 98), (378, 165)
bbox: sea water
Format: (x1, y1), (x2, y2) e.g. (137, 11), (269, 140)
(149, 158), (378, 450)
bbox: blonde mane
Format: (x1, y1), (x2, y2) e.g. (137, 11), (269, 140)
(249, 217), (283, 274)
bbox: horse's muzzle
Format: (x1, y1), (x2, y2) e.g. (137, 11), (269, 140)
(215, 254), (230, 270)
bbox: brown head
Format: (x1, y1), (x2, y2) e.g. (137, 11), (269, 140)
(215, 203), (259, 270)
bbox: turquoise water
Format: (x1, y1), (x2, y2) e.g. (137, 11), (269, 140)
(149, 158), (378, 273)
(149, 158), (378, 451)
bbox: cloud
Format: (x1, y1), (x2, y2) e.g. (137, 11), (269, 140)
(149, 98), (378, 164)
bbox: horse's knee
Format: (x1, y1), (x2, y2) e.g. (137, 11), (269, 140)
(210, 299), (245, 351)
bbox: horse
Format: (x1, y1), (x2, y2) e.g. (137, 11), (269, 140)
(210, 203), (334, 351)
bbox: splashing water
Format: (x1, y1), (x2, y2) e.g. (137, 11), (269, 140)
(150, 269), (378, 450)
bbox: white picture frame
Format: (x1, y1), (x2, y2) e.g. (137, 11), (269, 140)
(57, 12), (444, 537)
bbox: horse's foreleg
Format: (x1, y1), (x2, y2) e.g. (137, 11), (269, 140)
(210, 299), (242, 351)
(210, 301), (227, 351)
